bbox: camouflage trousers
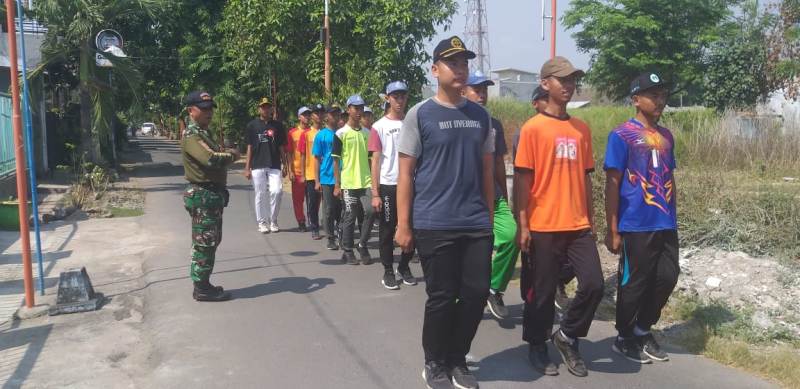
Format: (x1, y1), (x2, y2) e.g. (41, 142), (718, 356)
(183, 185), (228, 282)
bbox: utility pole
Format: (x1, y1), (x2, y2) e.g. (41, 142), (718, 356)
(324, 0), (331, 101)
(551, 0), (557, 58)
(465, 0), (491, 74)
(542, 0), (557, 58)
(5, 0), (35, 308)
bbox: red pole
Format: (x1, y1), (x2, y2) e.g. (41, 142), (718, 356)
(550, 0), (557, 58)
(5, 0), (35, 308)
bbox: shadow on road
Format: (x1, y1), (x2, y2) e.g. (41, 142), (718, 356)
(0, 323), (52, 389)
(478, 336), (642, 384)
(476, 344), (543, 383)
(228, 276), (334, 299)
(289, 250), (318, 257)
(484, 304), (524, 329)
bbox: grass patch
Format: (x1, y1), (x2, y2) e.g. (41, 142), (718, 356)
(662, 294), (800, 388)
(703, 339), (800, 388)
(108, 207), (144, 218)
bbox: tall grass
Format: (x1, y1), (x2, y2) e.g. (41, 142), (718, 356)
(489, 98), (800, 264)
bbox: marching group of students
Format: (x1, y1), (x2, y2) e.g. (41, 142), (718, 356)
(181, 34), (680, 389)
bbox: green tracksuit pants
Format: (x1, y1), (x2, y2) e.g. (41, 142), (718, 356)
(491, 197), (519, 292)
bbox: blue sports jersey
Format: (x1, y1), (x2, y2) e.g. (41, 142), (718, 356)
(604, 119), (677, 232)
(312, 127), (337, 185)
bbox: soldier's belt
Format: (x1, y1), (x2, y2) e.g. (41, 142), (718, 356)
(191, 182), (226, 192)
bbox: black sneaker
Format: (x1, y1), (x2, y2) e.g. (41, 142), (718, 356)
(613, 337), (652, 364)
(357, 245), (373, 265)
(639, 333), (669, 361)
(342, 250), (359, 265)
(528, 342), (558, 376)
(449, 364), (479, 389)
(311, 230), (322, 240)
(422, 361), (453, 389)
(555, 283), (571, 310)
(397, 266), (417, 286)
(298, 223), (307, 232)
(486, 291), (509, 320)
(552, 330), (588, 377)
(382, 270), (400, 290)
(327, 239), (339, 250)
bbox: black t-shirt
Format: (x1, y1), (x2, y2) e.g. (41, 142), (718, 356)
(247, 118), (286, 169)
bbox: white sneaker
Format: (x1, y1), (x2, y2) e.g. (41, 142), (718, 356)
(270, 223), (280, 233)
(258, 223), (269, 233)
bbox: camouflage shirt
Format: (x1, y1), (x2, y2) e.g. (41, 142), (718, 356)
(181, 119), (235, 185)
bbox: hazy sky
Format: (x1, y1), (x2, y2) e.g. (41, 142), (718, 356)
(428, 0), (592, 75)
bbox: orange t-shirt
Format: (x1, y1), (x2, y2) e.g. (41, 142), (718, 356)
(301, 127), (320, 181)
(287, 126), (307, 177)
(514, 113), (595, 232)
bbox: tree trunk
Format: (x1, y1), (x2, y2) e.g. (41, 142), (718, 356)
(79, 45), (110, 166)
(78, 46), (95, 163)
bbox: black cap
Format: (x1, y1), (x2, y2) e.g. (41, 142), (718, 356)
(312, 103), (325, 112)
(531, 86), (548, 101)
(630, 72), (668, 96)
(183, 90), (216, 109)
(433, 36), (476, 63)
(326, 104), (342, 113)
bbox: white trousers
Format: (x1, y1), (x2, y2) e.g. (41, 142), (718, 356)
(252, 168), (283, 225)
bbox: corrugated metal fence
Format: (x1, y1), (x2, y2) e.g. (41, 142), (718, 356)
(0, 93), (15, 176)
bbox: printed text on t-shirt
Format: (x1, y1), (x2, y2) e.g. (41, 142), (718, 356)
(439, 120), (481, 130)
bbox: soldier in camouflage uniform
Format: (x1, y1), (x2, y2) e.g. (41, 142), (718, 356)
(181, 90), (240, 302)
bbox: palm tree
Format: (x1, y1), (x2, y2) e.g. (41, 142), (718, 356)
(28, 0), (166, 165)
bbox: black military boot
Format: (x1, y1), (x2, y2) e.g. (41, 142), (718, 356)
(193, 281), (231, 302)
(204, 279), (224, 293)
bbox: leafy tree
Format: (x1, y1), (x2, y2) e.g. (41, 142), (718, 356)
(30, 0), (167, 164)
(702, 1), (769, 111)
(766, 0), (800, 100)
(218, 0), (457, 139)
(563, 0), (739, 102)
(127, 1), (229, 139)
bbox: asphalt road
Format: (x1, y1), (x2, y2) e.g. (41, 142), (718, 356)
(132, 137), (775, 389)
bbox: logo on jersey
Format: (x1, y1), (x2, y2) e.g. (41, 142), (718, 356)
(555, 137), (578, 160)
(257, 128), (276, 143)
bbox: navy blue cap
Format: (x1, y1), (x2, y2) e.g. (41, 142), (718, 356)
(630, 72), (668, 96)
(183, 91), (216, 108)
(433, 36), (476, 63)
